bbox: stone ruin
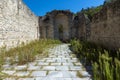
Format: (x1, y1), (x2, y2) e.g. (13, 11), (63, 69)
(39, 0), (120, 49)
(89, 0), (120, 49)
(39, 10), (90, 42)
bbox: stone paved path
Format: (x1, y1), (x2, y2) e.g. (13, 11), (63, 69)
(1, 44), (91, 80)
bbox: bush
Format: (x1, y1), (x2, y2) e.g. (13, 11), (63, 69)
(70, 39), (120, 80)
(70, 39), (82, 54)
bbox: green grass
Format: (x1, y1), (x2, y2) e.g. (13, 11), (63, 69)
(77, 71), (84, 78)
(70, 39), (120, 80)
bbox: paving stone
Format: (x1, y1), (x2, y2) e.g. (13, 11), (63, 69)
(35, 59), (45, 62)
(2, 64), (12, 70)
(45, 71), (64, 77)
(60, 71), (72, 77)
(58, 55), (64, 58)
(2, 70), (16, 75)
(70, 66), (83, 70)
(18, 78), (35, 80)
(51, 63), (61, 66)
(44, 58), (52, 60)
(42, 66), (56, 70)
(34, 77), (43, 80)
(69, 59), (78, 63)
(61, 71), (77, 78)
(62, 63), (74, 66)
(56, 66), (69, 71)
(64, 57), (71, 59)
(74, 62), (82, 66)
(14, 71), (29, 76)
(72, 58), (78, 60)
(63, 58), (71, 61)
(46, 59), (56, 63)
(48, 71), (58, 74)
(55, 78), (72, 80)
(49, 55), (57, 58)
(61, 59), (67, 63)
(70, 71), (78, 77)
(30, 71), (46, 77)
(41, 77), (73, 80)
(53, 58), (61, 61)
(15, 65), (27, 71)
(38, 62), (49, 66)
(72, 77), (91, 80)
(27, 65), (40, 70)
(48, 71), (77, 78)
(60, 78), (73, 80)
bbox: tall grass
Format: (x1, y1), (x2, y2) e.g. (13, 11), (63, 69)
(92, 50), (120, 80)
(70, 39), (120, 80)
(0, 46), (6, 69)
(0, 39), (61, 66)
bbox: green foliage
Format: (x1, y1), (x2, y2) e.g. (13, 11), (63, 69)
(0, 46), (6, 69)
(93, 51), (120, 80)
(70, 40), (120, 80)
(70, 39), (82, 54)
(81, 5), (103, 20)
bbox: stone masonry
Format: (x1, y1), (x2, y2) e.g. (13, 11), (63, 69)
(39, 10), (89, 41)
(89, 0), (120, 49)
(0, 0), (39, 48)
(39, 10), (73, 41)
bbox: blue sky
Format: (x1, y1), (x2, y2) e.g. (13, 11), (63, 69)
(23, 0), (105, 16)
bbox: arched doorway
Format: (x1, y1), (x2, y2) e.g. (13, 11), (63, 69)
(54, 13), (69, 41)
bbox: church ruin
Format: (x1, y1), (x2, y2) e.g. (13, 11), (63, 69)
(39, 10), (90, 41)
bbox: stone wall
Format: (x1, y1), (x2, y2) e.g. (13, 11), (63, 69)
(39, 10), (73, 41)
(71, 13), (90, 40)
(89, 0), (120, 49)
(39, 10), (90, 41)
(0, 0), (39, 48)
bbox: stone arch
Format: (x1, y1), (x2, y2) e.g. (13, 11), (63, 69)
(54, 13), (69, 41)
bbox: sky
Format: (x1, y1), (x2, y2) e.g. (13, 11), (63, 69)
(23, 0), (105, 16)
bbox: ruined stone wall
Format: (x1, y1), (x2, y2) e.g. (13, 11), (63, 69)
(89, 0), (120, 49)
(39, 15), (54, 39)
(54, 13), (69, 40)
(0, 0), (39, 48)
(39, 10), (73, 41)
(39, 10), (89, 41)
(71, 13), (90, 41)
